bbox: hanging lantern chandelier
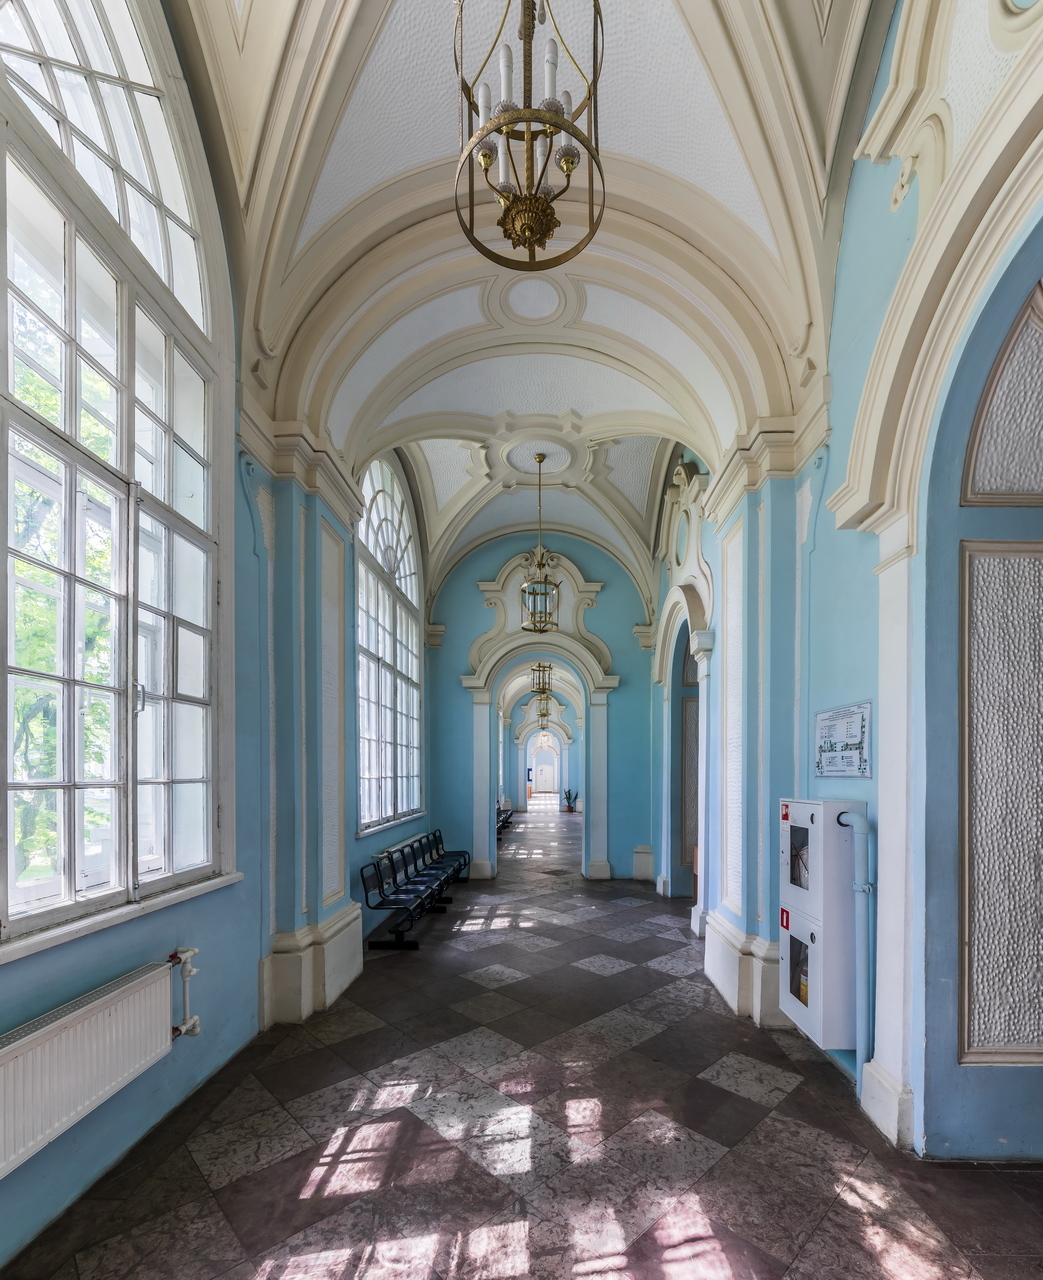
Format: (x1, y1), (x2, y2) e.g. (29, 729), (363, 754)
(521, 454), (560, 633)
(531, 662), (553, 695)
(454, 0), (604, 270)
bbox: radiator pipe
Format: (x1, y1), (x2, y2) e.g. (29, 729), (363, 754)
(170, 948), (201, 1038)
(838, 811), (873, 1091)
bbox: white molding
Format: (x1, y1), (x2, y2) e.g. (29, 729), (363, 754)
(587, 861), (612, 880)
(633, 846), (654, 881)
(263, 900), (363, 1026)
(469, 860), (494, 880)
(704, 912), (791, 1026)
(861, 1057), (915, 1148)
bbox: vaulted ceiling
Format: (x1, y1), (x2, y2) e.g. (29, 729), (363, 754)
(172, 0), (892, 608)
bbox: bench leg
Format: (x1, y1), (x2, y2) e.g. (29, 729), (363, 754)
(368, 935), (420, 950)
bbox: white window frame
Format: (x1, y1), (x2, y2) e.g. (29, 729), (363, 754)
(356, 458), (422, 833)
(0, 0), (235, 950)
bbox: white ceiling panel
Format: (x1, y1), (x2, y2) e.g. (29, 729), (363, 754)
(328, 286), (485, 443)
(381, 353), (679, 424)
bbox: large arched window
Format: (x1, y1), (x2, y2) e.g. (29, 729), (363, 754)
(357, 458), (421, 828)
(1, 0), (230, 938)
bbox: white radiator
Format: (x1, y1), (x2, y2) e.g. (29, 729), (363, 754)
(0, 962), (172, 1179)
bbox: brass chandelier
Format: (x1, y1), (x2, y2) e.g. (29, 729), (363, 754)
(521, 453), (560, 633)
(531, 662), (553, 695)
(454, 0), (604, 270)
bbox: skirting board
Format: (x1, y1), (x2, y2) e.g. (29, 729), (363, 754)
(470, 859), (494, 879)
(263, 900), (363, 1026)
(633, 846), (654, 881)
(704, 910), (792, 1027)
(586, 860), (611, 880)
(860, 1057), (914, 1149)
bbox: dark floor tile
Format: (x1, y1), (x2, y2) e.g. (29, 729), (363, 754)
(887, 1164), (1043, 1255)
(630, 1024), (736, 1077)
(393, 1006), (477, 1046)
(584, 964), (675, 1000)
(656, 1076), (770, 1148)
(410, 975), (489, 1006)
(773, 1081), (868, 1149)
(74, 1193), (246, 1280)
(485, 1006), (573, 1047)
(0, 1199), (122, 1280)
(538, 986), (629, 1024)
(998, 1171), (1043, 1219)
(253, 1046), (359, 1103)
(612, 935), (691, 962)
(352, 987), (439, 1023)
(972, 1258), (1043, 1279)
(479, 949), (562, 977)
(329, 1025), (425, 1073)
(535, 1050), (690, 1142)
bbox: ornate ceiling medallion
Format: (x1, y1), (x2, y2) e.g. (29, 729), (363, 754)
(454, 0), (604, 271)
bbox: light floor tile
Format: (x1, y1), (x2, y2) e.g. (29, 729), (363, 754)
(463, 965), (531, 989)
(185, 1108), (314, 1191)
(570, 954), (635, 976)
(697, 1051), (803, 1107)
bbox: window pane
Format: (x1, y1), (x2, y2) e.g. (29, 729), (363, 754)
(126, 185), (163, 275)
(137, 607), (165, 693)
(166, 218), (202, 327)
(21, 0), (77, 66)
(11, 300), (63, 425)
(77, 584), (114, 684)
(95, 0), (151, 84)
(10, 446), (64, 564)
(134, 406), (164, 496)
(134, 307), (164, 413)
(175, 624), (206, 699)
(11, 558), (63, 673)
(76, 239), (117, 372)
(172, 781), (207, 869)
(61, 0), (118, 74)
(79, 358), (118, 460)
(172, 533), (207, 626)
(78, 477), (116, 588)
(97, 81), (149, 185)
(136, 782), (165, 877)
(9, 675), (61, 780)
(172, 442), (205, 529)
(76, 787), (117, 893)
(7, 161), (65, 324)
(172, 349), (204, 455)
(77, 686), (114, 779)
(10, 788), (65, 912)
(55, 67), (107, 144)
(137, 696), (164, 779)
(134, 92), (188, 219)
(173, 701), (205, 778)
(138, 513), (165, 608)
(12, 83), (64, 144)
(73, 139), (120, 220)
(0, 6), (34, 50)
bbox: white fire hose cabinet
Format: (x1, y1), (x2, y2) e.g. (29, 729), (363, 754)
(778, 799), (866, 1049)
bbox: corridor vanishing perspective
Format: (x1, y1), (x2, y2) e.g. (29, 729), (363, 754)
(7, 812), (1043, 1280)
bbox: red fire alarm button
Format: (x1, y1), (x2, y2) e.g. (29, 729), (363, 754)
(781, 803), (789, 822)
(780, 908), (790, 930)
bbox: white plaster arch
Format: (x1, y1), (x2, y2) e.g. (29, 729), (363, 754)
(653, 583), (712, 689)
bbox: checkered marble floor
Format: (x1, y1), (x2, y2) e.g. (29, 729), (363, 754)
(7, 816), (1043, 1279)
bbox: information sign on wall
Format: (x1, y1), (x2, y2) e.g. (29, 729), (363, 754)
(814, 702), (871, 778)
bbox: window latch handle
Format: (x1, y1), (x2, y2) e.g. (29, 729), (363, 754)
(134, 682), (146, 713)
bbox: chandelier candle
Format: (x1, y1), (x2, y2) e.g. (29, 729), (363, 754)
(455, 0), (604, 270)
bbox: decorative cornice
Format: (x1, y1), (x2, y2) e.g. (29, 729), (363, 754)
(239, 389), (364, 532)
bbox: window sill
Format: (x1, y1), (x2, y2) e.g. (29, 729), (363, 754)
(355, 812), (426, 841)
(0, 872), (245, 966)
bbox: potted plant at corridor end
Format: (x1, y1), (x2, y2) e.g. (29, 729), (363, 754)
(564, 790), (577, 813)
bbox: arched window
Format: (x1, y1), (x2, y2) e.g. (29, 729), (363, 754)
(357, 459), (421, 828)
(2, 0), (229, 936)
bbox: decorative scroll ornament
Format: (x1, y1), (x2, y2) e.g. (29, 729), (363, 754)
(454, 0), (604, 270)
(521, 453), (560, 632)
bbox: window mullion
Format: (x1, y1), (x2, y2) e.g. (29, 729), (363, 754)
(126, 480), (139, 899)
(0, 406), (9, 940)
